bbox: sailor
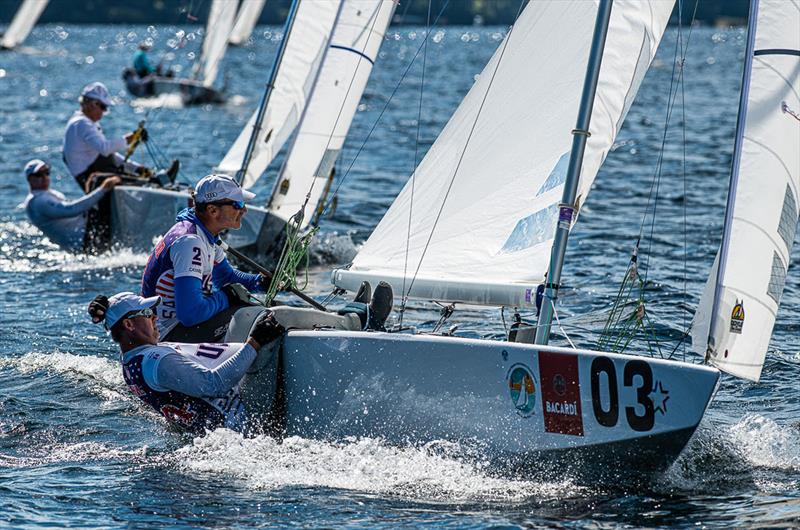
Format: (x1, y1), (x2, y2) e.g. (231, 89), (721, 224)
(22, 159), (121, 253)
(133, 41), (157, 78)
(88, 292), (285, 435)
(140, 174), (269, 342)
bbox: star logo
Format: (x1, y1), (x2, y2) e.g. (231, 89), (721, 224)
(649, 380), (670, 415)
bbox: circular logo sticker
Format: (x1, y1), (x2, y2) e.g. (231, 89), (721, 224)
(507, 363), (537, 417)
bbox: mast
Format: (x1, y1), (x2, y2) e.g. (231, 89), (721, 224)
(236, 0), (302, 185)
(705, 0), (759, 357)
(534, 0), (614, 345)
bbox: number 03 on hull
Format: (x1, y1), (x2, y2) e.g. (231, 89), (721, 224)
(278, 331), (719, 476)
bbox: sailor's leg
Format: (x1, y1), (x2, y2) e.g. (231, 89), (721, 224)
(163, 306), (242, 343)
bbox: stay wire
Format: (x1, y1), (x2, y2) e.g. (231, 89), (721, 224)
(399, 0), (433, 327)
(317, 0), (453, 219)
(404, 0), (526, 301)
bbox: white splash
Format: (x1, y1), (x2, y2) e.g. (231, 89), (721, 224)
(174, 430), (580, 502)
(728, 414), (800, 471)
(2, 351), (124, 389)
(130, 93), (185, 109)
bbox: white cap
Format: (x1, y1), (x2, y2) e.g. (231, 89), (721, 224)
(194, 174), (256, 204)
(24, 159), (48, 178)
(105, 292), (160, 329)
(80, 82), (114, 106)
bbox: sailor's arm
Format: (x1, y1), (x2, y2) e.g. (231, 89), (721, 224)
(212, 257), (264, 292)
(35, 186), (108, 218)
(170, 236), (230, 326)
(145, 343), (258, 398)
(77, 118), (127, 156)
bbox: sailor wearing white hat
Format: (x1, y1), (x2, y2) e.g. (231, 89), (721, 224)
(88, 292), (285, 435)
(22, 158), (121, 252)
(62, 82), (146, 191)
(140, 174), (268, 343)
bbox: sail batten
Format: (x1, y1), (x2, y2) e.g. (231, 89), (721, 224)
(692, 0), (800, 382)
(333, 0), (676, 306)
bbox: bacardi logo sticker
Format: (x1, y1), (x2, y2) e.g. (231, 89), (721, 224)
(538, 351), (584, 436)
(730, 299), (745, 334)
(507, 364), (537, 417)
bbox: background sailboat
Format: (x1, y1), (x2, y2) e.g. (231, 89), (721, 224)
(229, 0), (267, 46)
(217, 0), (396, 263)
(0, 0), (48, 50)
(122, 0), (236, 105)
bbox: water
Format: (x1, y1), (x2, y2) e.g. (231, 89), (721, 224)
(1, 23), (799, 529)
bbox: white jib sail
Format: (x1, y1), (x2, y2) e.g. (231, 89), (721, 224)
(217, 0), (343, 189)
(230, 0), (267, 46)
(1, 0), (48, 49)
(199, 0), (238, 87)
(267, 0), (396, 227)
(333, 0), (675, 307)
(692, 0), (800, 382)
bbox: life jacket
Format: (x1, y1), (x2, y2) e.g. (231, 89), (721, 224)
(122, 354), (228, 435)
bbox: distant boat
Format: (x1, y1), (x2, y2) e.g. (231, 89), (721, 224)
(223, 0), (798, 480)
(1, 0), (49, 50)
(229, 0), (267, 46)
(122, 0), (235, 105)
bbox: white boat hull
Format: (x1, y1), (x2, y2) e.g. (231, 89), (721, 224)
(270, 330), (719, 476)
(110, 186), (268, 253)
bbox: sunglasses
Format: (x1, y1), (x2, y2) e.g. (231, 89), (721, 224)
(94, 100), (108, 111)
(124, 307), (155, 320)
(212, 200), (246, 210)
(32, 168), (50, 177)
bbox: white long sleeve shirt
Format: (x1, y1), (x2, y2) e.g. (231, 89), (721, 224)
(62, 111), (133, 177)
(24, 187), (107, 251)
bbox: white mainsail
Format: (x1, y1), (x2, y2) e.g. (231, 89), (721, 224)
(1, 0), (48, 49)
(230, 0), (267, 46)
(333, 0), (675, 307)
(198, 0), (238, 87)
(266, 0), (396, 227)
(217, 0), (343, 189)
(692, 0), (800, 382)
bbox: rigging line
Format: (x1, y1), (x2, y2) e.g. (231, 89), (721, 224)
(400, 0), (433, 327)
(638, 0), (699, 288)
(317, 0), (453, 218)
(291, 1), (389, 219)
(404, 0), (526, 300)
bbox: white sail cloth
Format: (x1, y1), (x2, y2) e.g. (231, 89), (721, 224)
(692, 0), (800, 382)
(199, 0), (238, 87)
(217, 1), (343, 189)
(333, 0), (675, 307)
(230, 0), (267, 46)
(267, 0), (396, 226)
(1, 0), (48, 49)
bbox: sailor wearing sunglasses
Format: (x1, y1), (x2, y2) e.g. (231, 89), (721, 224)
(88, 292), (285, 435)
(63, 82), (146, 192)
(141, 174), (268, 343)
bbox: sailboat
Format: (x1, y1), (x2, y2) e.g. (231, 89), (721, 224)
(111, 0), (392, 256)
(217, 0), (396, 263)
(226, 0), (798, 478)
(122, 0), (236, 105)
(229, 0), (267, 46)
(0, 0), (49, 50)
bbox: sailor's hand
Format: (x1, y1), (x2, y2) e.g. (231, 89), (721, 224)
(248, 311), (285, 350)
(222, 283), (252, 307)
(258, 273), (270, 292)
(101, 176), (122, 191)
(88, 295), (110, 324)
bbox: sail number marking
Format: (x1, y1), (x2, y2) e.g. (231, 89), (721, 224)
(590, 357), (655, 432)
